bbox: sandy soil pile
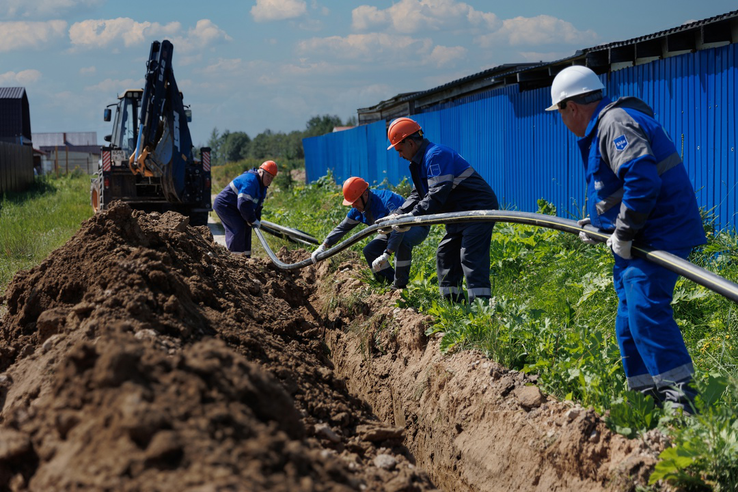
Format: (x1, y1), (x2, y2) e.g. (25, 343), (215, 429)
(0, 201), (666, 491)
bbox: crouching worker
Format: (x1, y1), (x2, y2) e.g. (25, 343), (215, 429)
(311, 176), (430, 289)
(213, 160), (278, 256)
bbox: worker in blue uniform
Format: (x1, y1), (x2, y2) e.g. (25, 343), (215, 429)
(311, 176), (430, 289)
(547, 65), (706, 412)
(380, 118), (499, 303)
(213, 160), (278, 256)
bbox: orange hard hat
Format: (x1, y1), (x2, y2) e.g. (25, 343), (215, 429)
(259, 160), (278, 176)
(386, 117), (422, 150)
(342, 177), (369, 206)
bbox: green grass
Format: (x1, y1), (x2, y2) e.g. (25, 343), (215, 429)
(1, 172), (93, 291)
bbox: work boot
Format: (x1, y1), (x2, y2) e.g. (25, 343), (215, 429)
(658, 380), (699, 415)
(638, 386), (664, 405)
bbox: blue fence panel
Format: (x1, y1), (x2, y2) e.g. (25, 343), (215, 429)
(305, 44), (738, 230)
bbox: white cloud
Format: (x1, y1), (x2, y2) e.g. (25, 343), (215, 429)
(80, 66), (96, 75)
(69, 18), (181, 50)
(352, 0), (499, 34)
(476, 15), (597, 48)
(0, 69), (42, 85)
(187, 19), (233, 46)
(68, 18), (231, 55)
(428, 45), (466, 67)
(0, 21), (67, 51)
(167, 19), (233, 55)
(251, 0), (307, 22)
(352, 5), (388, 31)
(297, 33), (433, 63)
(0, 0), (103, 19)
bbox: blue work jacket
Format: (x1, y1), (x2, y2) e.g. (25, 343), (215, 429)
(398, 139), (498, 216)
(216, 169), (267, 224)
(579, 97), (705, 250)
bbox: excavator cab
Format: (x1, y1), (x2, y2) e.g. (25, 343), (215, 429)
(91, 40), (211, 225)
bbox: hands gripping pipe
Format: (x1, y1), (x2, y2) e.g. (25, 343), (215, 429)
(254, 210), (738, 304)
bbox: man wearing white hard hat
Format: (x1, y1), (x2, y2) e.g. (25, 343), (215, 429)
(547, 65), (705, 412)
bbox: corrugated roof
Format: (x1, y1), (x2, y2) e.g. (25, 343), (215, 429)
(0, 87), (26, 99)
(587, 9), (738, 52)
(400, 63), (537, 103)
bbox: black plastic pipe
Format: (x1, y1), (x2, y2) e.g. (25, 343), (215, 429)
(254, 210), (738, 304)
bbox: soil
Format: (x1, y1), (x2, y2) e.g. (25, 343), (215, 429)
(0, 202), (667, 491)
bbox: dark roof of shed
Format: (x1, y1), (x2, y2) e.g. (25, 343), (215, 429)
(399, 63), (538, 103)
(588, 9), (738, 52)
(0, 87), (26, 99)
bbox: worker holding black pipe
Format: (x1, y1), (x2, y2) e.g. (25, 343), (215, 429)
(380, 118), (499, 303)
(311, 176), (429, 289)
(213, 160), (278, 256)
(547, 65), (706, 413)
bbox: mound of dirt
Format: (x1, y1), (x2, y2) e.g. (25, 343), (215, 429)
(0, 202), (433, 491)
(0, 201), (666, 491)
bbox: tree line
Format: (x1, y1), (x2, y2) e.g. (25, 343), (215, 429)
(205, 114), (356, 167)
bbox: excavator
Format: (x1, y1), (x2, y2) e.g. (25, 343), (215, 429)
(90, 40), (211, 225)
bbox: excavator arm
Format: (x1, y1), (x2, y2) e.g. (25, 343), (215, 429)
(130, 40), (194, 203)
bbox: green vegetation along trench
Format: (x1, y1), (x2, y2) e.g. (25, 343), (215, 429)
(2, 170), (738, 490)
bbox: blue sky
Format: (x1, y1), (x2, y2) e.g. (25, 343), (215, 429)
(2, 0), (736, 147)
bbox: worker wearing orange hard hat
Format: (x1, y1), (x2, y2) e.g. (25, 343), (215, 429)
(213, 160), (278, 256)
(379, 117), (499, 303)
(311, 176), (429, 289)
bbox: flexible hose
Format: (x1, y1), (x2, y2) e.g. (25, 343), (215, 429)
(254, 210), (738, 304)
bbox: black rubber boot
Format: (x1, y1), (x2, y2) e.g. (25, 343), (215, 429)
(657, 380), (699, 415)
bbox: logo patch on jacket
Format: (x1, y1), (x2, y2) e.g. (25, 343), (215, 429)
(428, 164), (441, 177)
(613, 135), (628, 151)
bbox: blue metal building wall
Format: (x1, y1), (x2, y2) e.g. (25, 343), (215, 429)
(304, 44), (738, 230)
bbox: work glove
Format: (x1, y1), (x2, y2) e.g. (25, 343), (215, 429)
(371, 252), (391, 272)
(376, 213), (413, 234)
(607, 234), (632, 259)
(577, 217), (598, 245)
(376, 212), (413, 224)
(311, 243), (327, 264)
(249, 219), (261, 229)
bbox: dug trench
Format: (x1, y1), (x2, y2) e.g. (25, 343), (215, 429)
(0, 202), (666, 491)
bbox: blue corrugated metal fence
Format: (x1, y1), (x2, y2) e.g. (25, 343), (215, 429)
(304, 44), (738, 230)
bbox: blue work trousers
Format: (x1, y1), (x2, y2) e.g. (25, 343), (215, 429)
(613, 248), (694, 391)
(437, 222), (494, 302)
(213, 195), (253, 255)
(363, 226), (430, 287)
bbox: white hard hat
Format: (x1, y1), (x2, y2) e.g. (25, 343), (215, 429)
(545, 65), (605, 111)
